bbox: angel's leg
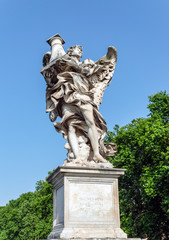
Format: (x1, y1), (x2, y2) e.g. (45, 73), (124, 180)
(62, 104), (79, 159)
(81, 104), (106, 162)
(67, 121), (79, 159)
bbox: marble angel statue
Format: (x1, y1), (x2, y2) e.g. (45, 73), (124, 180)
(41, 34), (117, 167)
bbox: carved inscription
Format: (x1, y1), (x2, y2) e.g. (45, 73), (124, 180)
(78, 196), (104, 209)
(68, 182), (115, 223)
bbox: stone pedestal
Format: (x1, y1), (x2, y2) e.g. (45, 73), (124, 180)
(47, 166), (130, 239)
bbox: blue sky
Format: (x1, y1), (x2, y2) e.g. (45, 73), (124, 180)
(0, 0), (169, 206)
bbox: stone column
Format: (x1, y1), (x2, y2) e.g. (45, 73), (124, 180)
(46, 33), (66, 62)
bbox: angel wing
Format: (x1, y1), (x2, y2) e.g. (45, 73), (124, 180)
(42, 51), (51, 67)
(90, 46), (117, 109)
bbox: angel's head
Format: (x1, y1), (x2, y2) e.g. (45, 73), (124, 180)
(67, 45), (83, 60)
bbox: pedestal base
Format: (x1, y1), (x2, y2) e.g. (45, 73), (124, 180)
(48, 226), (127, 239)
(47, 166), (137, 239)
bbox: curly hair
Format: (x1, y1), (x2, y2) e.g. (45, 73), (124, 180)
(67, 45), (83, 58)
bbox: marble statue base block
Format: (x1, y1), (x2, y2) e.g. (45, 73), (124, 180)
(47, 166), (130, 239)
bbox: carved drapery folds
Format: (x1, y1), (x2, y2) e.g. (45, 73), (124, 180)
(41, 34), (117, 167)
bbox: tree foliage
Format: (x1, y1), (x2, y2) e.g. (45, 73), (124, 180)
(106, 91), (169, 240)
(0, 180), (53, 240)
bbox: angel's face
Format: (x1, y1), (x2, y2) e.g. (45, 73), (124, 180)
(71, 46), (82, 59)
(67, 45), (83, 60)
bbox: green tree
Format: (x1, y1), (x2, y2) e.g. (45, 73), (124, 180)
(106, 91), (169, 240)
(0, 181), (53, 240)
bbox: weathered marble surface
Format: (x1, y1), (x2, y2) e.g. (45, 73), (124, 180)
(47, 166), (128, 239)
(41, 34), (117, 166)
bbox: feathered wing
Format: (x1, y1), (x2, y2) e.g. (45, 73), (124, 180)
(90, 46), (117, 109)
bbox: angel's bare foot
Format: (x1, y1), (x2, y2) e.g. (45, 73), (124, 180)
(93, 153), (107, 163)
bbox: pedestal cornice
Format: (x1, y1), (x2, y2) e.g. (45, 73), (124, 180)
(47, 166), (126, 186)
